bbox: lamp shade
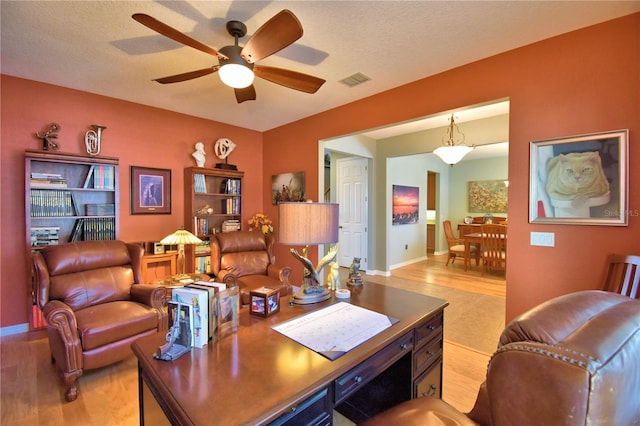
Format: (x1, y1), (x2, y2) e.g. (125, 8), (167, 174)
(433, 145), (474, 165)
(160, 229), (202, 245)
(278, 202), (339, 246)
(219, 63), (254, 88)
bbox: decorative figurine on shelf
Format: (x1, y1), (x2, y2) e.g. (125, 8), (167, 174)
(347, 257), (363, 287)
(196, 204), (214, 215)
(35, 122), (61, 151)
(84, 124), (106, 156)
(327, 261), (341, 291)
(192, 141), (206, 167)
(214, 137), (237, 170)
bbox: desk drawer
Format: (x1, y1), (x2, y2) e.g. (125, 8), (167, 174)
(413, 336), (442, 376)
(414, 312), (443, 348)
(414, 359), (442, 399)
(335, 332), (413, 403)
(269, 386), (332, 426)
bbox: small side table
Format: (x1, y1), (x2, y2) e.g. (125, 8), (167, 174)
(141, 253), (177, 283)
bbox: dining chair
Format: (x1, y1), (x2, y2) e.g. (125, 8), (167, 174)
(443, 220), (475, 266)
(602, 254), (640, 299)
(480, 223), (507, 276)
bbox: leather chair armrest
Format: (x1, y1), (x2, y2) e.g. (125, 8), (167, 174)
(267, 264), (292, 282)
(43, 300), (83, 369)
(131, 284), (166, 308)
(131, 284), (168, 331)
(217, 270), (239, 288)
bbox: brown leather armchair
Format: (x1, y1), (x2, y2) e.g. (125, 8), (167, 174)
(32, 240), (167, 402)
(362, 290), (640, 425)
(211, 231), (292, 305)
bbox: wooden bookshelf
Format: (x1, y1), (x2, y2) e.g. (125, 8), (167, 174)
(183, 167), (244, 274)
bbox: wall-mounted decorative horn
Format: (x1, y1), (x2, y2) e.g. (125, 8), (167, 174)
(85, 124), (106, 156)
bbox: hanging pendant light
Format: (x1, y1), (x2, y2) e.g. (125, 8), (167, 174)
(433, 114), (474, 166)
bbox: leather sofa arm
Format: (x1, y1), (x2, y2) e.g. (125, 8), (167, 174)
(43, 300), (83, 371)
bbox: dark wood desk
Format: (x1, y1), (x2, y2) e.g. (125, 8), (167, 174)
(132, 282), (448, 425)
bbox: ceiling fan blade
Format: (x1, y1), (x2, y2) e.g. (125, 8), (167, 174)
(240, 10), (303, 64)
(132, 13), (227, 59)
(153, 67), (219, 84)
(254, 65), (325, 94)
(235, 86), (257, 103)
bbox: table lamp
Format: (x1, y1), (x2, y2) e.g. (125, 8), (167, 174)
(278, 201), (339, 304)
(160, 228), (202, 278)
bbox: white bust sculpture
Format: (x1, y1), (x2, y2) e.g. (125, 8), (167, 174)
(192, 141), (206, 167)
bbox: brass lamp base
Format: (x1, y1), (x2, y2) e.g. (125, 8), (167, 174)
(291, 287), (331, 305)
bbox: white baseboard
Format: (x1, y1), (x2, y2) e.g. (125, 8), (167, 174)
(0, 323), (29, 337)
(390, 256), (427, 271)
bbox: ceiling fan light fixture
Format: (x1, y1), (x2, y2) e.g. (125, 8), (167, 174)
(433, 114), (475, 166)
(218, 45), (255, 89)
(219, 63), (254, 88)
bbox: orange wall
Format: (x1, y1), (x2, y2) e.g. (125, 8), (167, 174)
(0, 77), (262, 328)
(264, 13), (640, 321)
(1, 14), (638, 330)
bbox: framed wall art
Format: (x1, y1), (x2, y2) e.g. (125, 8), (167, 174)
(529, 129), (628, 226)
(130, 166), (171, 214)
(392, 185), (419, 225)
(271, 171), (305, 204)
(468, 180), (508, 213)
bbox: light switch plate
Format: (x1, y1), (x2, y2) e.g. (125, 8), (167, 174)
(530, 232), (555, 247)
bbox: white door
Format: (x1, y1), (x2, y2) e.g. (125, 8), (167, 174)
(336, 157), (368, 270)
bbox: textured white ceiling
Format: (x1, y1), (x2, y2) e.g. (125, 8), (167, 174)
(2, 1), (638, 132)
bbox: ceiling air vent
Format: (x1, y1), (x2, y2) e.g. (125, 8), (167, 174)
(339, 72), (371, 87)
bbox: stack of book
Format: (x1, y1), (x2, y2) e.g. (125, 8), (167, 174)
(222, 219), (240, 232)
(30, 172), (67, 188)
(220, 178), (241, 195)
(30, 190), (76, 217)
(30, 226), (60, 247)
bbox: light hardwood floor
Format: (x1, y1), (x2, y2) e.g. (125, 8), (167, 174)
(0, 254), (505, 425)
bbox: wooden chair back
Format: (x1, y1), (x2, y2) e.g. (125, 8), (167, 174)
(443, 220), (458, 246)
(481, 224), (507, 275)
(602, 254), (640, 299)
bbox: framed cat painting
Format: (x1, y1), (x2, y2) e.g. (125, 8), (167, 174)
(529, 129), (628, 226)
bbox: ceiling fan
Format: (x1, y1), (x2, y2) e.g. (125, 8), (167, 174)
(132, 10), (326, 103)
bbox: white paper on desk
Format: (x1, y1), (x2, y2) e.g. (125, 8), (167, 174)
(272, 302), (397, 360)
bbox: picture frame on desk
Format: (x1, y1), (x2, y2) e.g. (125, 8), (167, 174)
(130, 166), (171, 215)
(529, 129), (629, 226)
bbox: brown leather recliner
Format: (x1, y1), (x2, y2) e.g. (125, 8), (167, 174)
(362, 290), (640, 426)
(211, 231), (292, 305)
(32, 240), (167, 402)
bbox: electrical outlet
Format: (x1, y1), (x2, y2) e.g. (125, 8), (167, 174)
(404, 244), (408, 250)
(530, 232), (555, 247)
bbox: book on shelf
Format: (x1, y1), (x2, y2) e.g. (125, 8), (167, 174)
(31, 226), (60, 247)
(69, 219), (84, 242)
(194, 217), (210, 237)
(85, 203), (115, 216)
(194, 256), (212, 274)
(194, 173), (207, 193)
(172, 287), (209, 348)
(30, 190), (76, 217)
(220, 178), (241, 195)
(221, 198), (240, 214)
(84, 165), (115, 189)
(194, 240), (211, 254)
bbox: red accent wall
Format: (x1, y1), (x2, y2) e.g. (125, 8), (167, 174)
(1, 78), (262, 329)
(1, 13), (638, 329)
(263, 13), (640, 321)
